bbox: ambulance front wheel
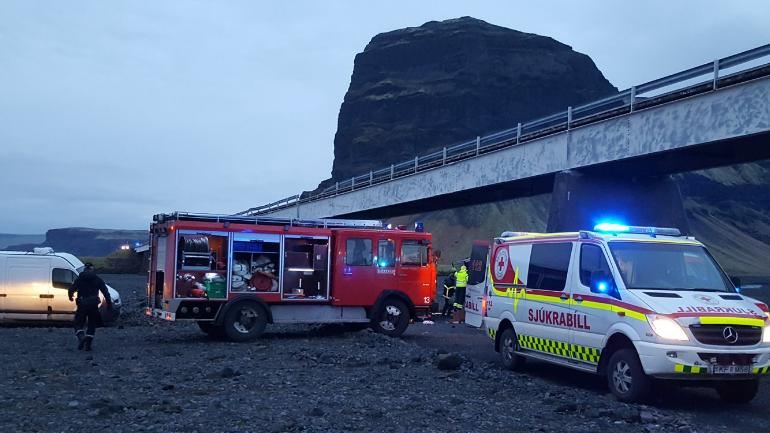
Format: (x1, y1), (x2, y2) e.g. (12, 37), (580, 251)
(499, 328), (525, 371)
(223, 302), (268, 342)
(371, 298), (410, 337)
(715, 380), (759, 404)
(607, 349), (652, 403)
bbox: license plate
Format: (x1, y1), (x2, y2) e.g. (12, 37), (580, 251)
(711, 365), (751, 375)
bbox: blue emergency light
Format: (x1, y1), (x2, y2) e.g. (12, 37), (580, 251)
(414, 221), (424, 232)
(593, 221), (682, 237)
(593, 222), (630, 233)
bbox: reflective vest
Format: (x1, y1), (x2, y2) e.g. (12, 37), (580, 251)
(455, 268), (468, 288)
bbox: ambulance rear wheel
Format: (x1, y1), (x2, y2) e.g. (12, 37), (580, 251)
(499, 328), (525, 371)
(716, 380), (759, 404)
(223, 302), (267, 342)
(371, 298), (409, 337)
(607, 349), (652, 403)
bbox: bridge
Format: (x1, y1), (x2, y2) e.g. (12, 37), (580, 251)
(240, 44), (770, 232)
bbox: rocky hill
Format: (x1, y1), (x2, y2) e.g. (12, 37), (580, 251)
(328, 17), (616, 183)
(326, 17), (770, 277)
(4, 227), (147, 257)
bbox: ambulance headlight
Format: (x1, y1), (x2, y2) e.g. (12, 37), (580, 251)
(763, 326), (770, 343)
(647, 315), (688, 341)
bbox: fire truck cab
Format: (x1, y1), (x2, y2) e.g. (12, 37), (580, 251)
(146, 212), (435, 341)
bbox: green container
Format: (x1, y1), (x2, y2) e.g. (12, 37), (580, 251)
(205, 277), (227, 299)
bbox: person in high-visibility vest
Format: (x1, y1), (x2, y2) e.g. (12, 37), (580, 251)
(452, 265), (469, 324)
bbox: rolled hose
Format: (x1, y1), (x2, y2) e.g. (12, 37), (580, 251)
(179, 235), (210, 253)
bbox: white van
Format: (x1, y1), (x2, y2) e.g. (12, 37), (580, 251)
(468, 224), (770, 404)
(0, 248), (121, 323)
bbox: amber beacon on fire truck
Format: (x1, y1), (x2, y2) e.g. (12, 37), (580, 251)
(146, 212), (436, 341)
(464, 223), (770, 403)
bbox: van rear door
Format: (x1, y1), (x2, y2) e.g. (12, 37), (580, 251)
(464, 241), (490, 328)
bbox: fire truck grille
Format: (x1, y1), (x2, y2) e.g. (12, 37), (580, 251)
(689, 325), (761, 346)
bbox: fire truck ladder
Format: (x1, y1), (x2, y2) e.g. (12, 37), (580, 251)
(153, 212), (384, 229)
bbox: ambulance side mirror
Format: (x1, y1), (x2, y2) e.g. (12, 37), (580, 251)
(589, 271), (619, 298)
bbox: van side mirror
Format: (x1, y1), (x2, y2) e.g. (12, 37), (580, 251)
(589, 270), (618, 298)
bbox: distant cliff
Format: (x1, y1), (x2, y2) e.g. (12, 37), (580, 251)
(326, 17), (770, 276)
(5, 228), (147, 257)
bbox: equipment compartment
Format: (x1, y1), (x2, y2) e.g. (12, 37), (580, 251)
(232, 234), (280, 293)
(283, 237), (330, 300)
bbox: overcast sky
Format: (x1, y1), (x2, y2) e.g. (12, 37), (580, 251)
(1, 1), (768, 233)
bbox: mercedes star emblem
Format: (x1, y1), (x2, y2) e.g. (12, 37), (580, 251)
(722, 326), (739, 344)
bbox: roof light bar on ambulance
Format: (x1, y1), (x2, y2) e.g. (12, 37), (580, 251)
(593, 223), (681, 237)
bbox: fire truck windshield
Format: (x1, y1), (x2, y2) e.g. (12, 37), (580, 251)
(608, 242), (734, 292)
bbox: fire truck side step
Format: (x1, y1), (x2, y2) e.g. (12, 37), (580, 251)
(270, 305), (369, 324)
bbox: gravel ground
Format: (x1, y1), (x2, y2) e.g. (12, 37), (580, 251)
(0, 274), (762, 433)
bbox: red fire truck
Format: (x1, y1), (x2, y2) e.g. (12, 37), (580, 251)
(145, 212), (436, 341)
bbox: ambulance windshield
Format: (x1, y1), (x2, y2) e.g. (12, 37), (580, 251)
(608, 242), (733, 292)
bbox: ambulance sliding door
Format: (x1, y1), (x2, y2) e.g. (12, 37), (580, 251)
(515, 242), (574, 359)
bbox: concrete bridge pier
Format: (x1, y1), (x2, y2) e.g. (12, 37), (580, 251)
(546, 170), (691, 234)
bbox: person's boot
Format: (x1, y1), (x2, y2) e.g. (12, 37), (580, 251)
(83, 336), (93, 352)
(76, 330), (86, 350)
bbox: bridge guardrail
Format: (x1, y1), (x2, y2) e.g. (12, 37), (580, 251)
(238, 43), (770, 216)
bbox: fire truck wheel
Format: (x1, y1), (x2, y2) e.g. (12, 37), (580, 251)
(716, 379), (759, 404)
(371, 298), (410, 337)
(499, 328), (525, 371)
(607, 349), (652, 403)
(223, 302), (268, 342)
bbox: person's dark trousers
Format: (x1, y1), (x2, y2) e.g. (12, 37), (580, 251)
(441, 298), (454, 316)
(74, 304), (100, 351)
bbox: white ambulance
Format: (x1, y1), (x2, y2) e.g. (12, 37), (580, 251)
(467, 224), (770, 403)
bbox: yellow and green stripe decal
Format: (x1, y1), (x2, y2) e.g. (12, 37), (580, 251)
(487, 327), (497, 340)
(674, 364), (707, 374)
(675, 365), (769, 374)
(517, 335), (600, 364)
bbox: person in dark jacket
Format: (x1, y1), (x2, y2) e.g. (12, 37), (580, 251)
(68, 263), (111, 351)
(441, 272), (457, 317)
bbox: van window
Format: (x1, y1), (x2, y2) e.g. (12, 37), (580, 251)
(527, 243), (572, 291)
(52, 268), (76, 289)
(579, 244), (612, 287)
(345, 238), (372, 266)
(401, 240), (428, 266)
(377, 240), (395, 267)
